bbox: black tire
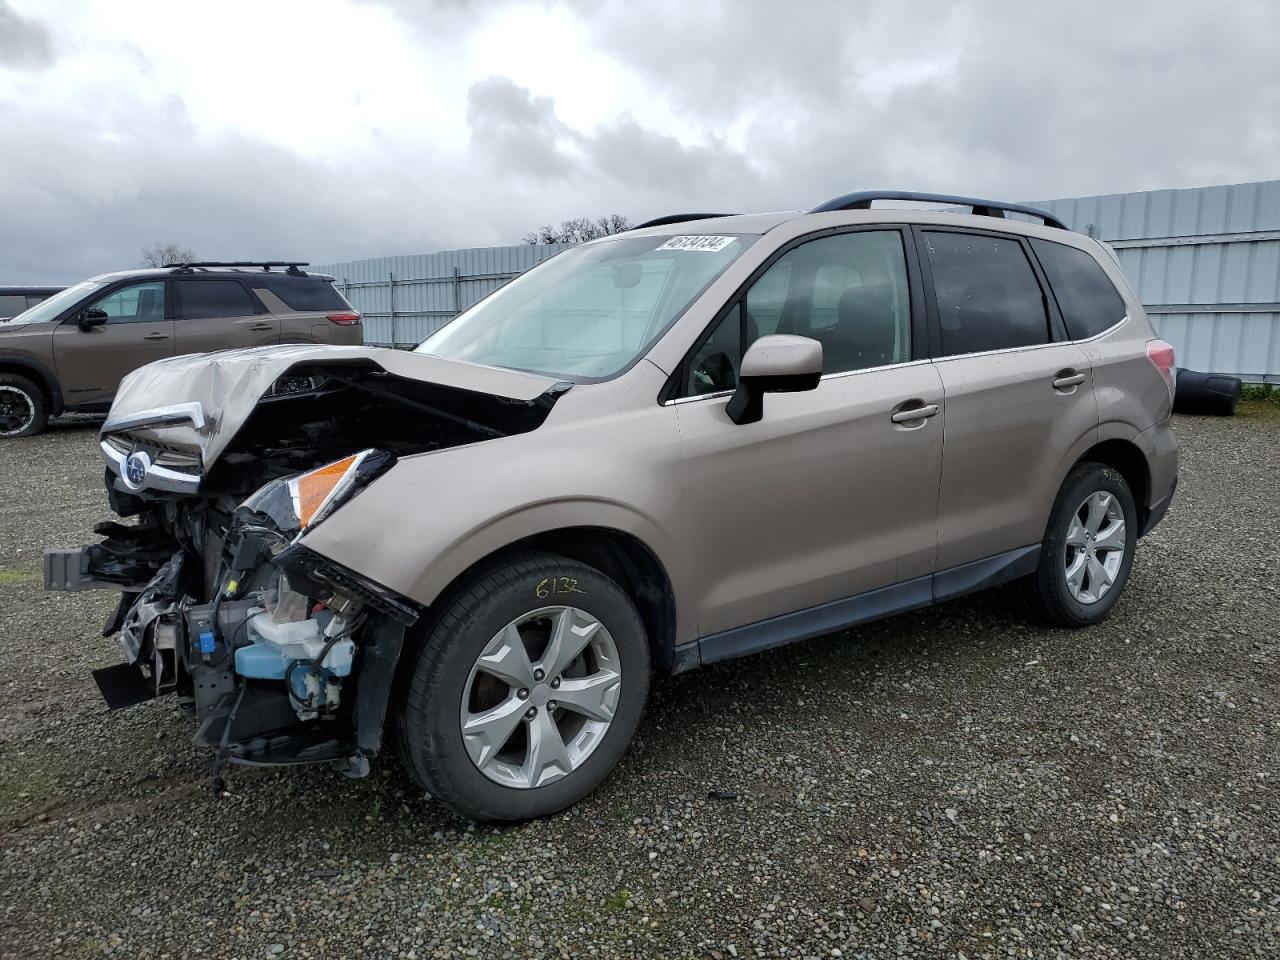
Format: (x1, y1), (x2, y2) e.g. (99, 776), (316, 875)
(1026, 462), (1138, 628)
(397, 552), (650, 822)
(1172, 368), (1241, 416)
(0, 373), (49, 438)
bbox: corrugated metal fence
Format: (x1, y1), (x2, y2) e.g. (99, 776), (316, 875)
(315, 180), (1280, 381)
(1031, 180), (1280, 383)
(313, 244), (572, 347)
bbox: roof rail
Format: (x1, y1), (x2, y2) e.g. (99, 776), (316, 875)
(808, 191), (1067, 230)
(633, 213), (737, 230)
(167, 261), (311, 275)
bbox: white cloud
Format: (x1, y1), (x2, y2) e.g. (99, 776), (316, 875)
(0, 0), (1277, 283)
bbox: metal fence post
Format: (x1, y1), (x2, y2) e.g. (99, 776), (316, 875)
(388, 271), (397, 347)
(452, 266), (461, 319)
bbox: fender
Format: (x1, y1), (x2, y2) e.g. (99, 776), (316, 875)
(306, 493), (694, 645)
(0, 352), (63, 415)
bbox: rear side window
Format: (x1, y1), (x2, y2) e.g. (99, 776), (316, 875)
(177, 279), (257, 319)
(1031, 238), (1127, 340)
(254, 276), (349, 312)
(923, 231), (1049, 356)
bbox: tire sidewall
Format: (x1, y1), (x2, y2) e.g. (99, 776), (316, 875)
(0, 376), (48, 438)
(404, 555), (650, 822)
(1041, 464), (1138, 624)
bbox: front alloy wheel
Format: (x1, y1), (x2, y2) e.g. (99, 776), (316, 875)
(398, 553), (649, 822)
(461, 606), (622, 788)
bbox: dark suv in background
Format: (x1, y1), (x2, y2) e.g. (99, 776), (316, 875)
(0, 262), (361, 437)
(0, 286), (64, 321)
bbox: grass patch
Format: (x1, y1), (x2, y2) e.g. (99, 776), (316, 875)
(0, 746), (78, 827)
(603, 888), (632, 913)
(0, 568), (29, 584)
(1240, 384), (1278, 403)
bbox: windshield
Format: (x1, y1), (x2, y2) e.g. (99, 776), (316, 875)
(416, 233), (757, 380)
(1, 281), (102, 325)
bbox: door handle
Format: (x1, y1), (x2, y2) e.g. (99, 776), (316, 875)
(143, 332), (169, 341)
(891, 402), (940, 424)
(1052, 372), (1086, 390)
(250, 323), (274, 331)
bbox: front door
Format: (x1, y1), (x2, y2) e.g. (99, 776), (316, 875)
(173, 277), (278, 354)
(671, 228), (945, 642)
(52, 280), (173, 408)
(915, 227), (1099, 570)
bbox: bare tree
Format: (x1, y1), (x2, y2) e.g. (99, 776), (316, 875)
(141, 242), (197, 267)
(524, 214), (632, 245)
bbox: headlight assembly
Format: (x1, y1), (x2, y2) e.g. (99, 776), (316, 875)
(238, 449), (395, 536)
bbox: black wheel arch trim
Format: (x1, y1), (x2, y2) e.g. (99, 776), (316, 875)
(0, 352), (63, 414)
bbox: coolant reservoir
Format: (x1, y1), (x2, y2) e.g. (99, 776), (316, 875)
(233, 610), (355, 680)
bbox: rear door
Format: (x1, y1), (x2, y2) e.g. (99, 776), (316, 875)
(916, 227), (1098, 571)
(51, 279), (174, 407)
(173, 277), (278, 354)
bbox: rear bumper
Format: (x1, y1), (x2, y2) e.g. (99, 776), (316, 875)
(1135, 418), (1178, 536)
(1140, 477), (1177, 537)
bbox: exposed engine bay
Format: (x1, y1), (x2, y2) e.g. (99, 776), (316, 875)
(45, 358), (569, 787)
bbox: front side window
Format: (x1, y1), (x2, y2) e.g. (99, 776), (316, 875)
(178, 279), (257, 319)
(1031, 238), (1127, 340)
(683, 230), (912, 395)
(417, 233), (756, 381)
(89, 281), (167, 323)
(923, 231), (1049, 356)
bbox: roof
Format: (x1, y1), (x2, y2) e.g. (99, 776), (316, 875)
(86, 266), (335, 283)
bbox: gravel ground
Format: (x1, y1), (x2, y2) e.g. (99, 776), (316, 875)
(2, 405), (1278, 960)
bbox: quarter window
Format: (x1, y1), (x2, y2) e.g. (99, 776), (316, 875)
(88, 281), (167, 323)
(1031, 238), (1127, 340)
(178, 279), (257, 319)
(682, 230), (912, 395)
(923, 231), (1049, 356)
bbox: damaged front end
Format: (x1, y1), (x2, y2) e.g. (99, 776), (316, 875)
(45, 347), (570, 784)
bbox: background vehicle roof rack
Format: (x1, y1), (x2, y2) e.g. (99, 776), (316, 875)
(167, 261), (311, 275)
(633, 213), (737, 230)
(808, 191), (1068, 230)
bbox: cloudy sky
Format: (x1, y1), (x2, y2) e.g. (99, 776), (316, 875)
(2, 0), (1277, 283)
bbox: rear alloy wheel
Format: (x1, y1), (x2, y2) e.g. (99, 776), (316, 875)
(1027, 461), (1137, 627)
(398, 553), (649, 822)
(1063, 491), (1127, 604)
(0, 375), (49, 438)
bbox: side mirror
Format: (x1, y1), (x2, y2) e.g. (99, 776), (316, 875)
(77, 308), (108, 330)
(725, 334), (823, 425)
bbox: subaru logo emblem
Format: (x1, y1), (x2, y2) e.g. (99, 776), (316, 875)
(123, 451), (151, 490)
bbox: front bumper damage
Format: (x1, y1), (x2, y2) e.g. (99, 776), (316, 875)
(46, 512), (417, 781)
(43, 346), (572, 788)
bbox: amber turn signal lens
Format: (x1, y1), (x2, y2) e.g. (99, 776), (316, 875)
(292, 454), (358, 528)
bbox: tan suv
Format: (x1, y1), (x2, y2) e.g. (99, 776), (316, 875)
(0, 262), (361, 437)
(47, 193), (1178, 822)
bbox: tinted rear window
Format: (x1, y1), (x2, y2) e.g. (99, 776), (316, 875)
(1031, 238), (1127, 340)
(923, 231), (1050, 356)
(177, 279), (257, 319)
(253, 276), (349, 312)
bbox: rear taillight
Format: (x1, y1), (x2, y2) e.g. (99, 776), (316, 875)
(327, 311), (361, 325)
(1147, 339), (1176, 399)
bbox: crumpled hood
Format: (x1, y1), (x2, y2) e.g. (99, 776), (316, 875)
(102, 343), (563, 469)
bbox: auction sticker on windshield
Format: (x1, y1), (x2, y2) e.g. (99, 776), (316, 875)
(656, 235), (736, 252)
